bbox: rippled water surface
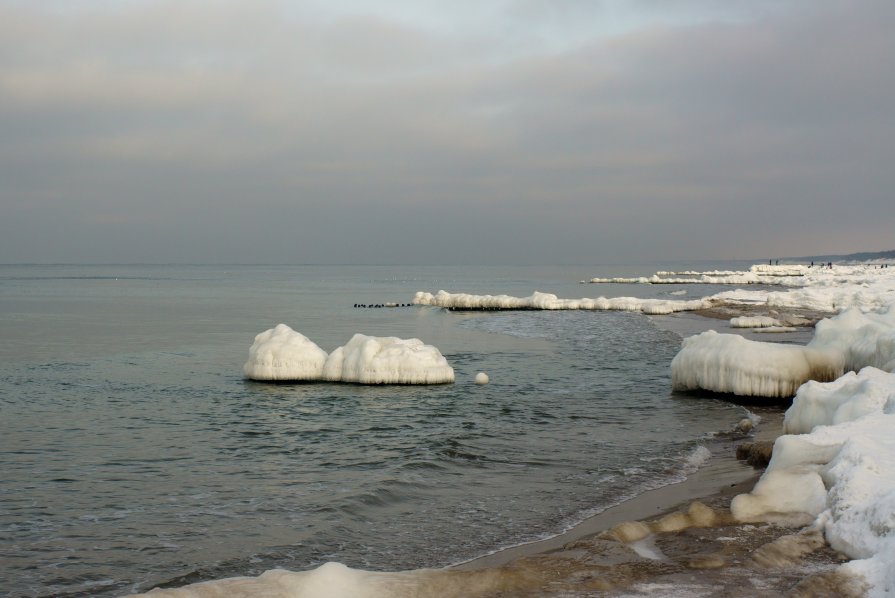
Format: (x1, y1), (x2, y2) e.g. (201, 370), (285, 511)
(0, 264), (751, 597)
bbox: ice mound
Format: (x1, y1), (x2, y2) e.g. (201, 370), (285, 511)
(323, 333), (454, 384)
(670, 330), (842, 398)
(412, 290), (710, 315)
(243, 324), (328, 381)
(731, 367), (895, 596)
(672, 306), (895, 398)
(244, 326), (453, 385)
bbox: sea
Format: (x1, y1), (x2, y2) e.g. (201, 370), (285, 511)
(1, 262), (764, 597)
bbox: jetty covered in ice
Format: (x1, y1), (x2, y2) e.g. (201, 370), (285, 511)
(414, 263), (895, 316)
(244, 325), (454, 384)
(412, 290), (711, 315)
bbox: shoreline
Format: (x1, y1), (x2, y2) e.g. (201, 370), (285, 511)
(446, 309), (851, 595)
(455, 411), (778, 571)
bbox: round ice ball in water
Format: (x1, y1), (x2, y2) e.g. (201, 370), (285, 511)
(475, 372), (489, 385)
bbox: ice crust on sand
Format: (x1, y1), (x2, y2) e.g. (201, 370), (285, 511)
(322, 334), (455, 384)
(731, 367), (895, 597)
(672, 306), (895, 398)
(244, 326), (454, 384)
(243, 324), (328, 381)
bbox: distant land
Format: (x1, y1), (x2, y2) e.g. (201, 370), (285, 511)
(789, 249), (895, 263)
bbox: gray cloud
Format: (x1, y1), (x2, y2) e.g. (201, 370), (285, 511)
(0, 0), (892, 264)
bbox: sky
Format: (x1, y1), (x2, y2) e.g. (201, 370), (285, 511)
(1, 0), (893, 265)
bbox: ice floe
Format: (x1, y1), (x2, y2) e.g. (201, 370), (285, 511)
(244, 325), (454, 384)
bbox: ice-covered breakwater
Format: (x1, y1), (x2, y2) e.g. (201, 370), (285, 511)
(415, 263), (895, 315)
(244, 324), (455, 384)
(412, 290), (711, 315)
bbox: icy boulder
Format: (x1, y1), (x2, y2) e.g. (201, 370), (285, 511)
(243, 324), (328, 381)
(323, 334), (454, 385)
(671, 330), (842, 398)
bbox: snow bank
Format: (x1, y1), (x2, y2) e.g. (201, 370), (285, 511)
(670, 330), (842, 398)
(323, 334), (454, 384)
(244, 326), (453, 385)
(243, 324), (328, 381)
(412, 290), (710, 315)
(731, 367), (895, 597)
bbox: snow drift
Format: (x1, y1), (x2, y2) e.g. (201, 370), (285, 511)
(244, 325), (454, 384)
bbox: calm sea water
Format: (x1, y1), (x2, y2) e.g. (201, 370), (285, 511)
(1, 263), (754, 597)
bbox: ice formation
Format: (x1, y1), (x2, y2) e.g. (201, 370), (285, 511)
(322, 334), (454, 384)
(244, 326), (453, 385)
(729, 316), (783, 328)
(243, 324), (328, 381)
(670, 330), (842, 398)
(412, 290), (710, 315)
(731, 367), (895, 597)
(672, 306), (895, 398)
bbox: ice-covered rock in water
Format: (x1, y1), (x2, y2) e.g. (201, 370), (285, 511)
(671, 330), (842, 398)
(729, 316), (783, 328)
(475, 372), (489, 385)
(732, 368), (895, 597)
(243, 324), (328, 381)
(323, 334), (454, 384)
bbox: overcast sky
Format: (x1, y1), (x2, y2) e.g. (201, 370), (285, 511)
(1, 0), (892, 264)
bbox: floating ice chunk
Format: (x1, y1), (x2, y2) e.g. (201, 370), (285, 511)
(670, 330), (842, 398)
(729, 316), (783, 328)
(243, 324), (328, 381)
(323, 334), (454, 384)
